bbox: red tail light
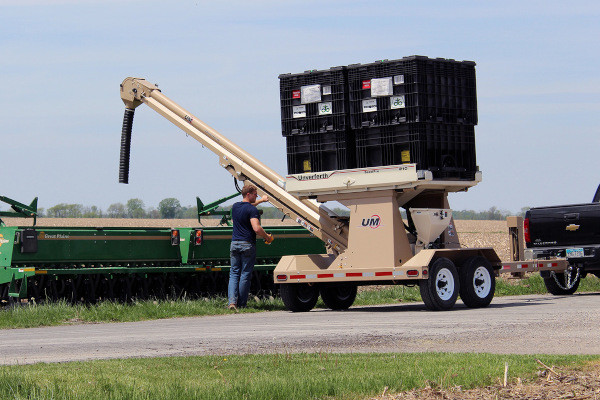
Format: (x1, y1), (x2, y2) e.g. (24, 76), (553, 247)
(170, 229), (180, 246)
(523, 218), (530, 244)
(194, 229), (203, 246)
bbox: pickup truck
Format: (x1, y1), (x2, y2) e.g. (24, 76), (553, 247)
(524, 185), (600, 295)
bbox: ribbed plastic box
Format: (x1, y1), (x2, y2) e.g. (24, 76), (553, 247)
(347, 56), (477, 129)
(286, 132), (355, 174)
(279, 67), (349, 136)
(355, 123), (477, 180)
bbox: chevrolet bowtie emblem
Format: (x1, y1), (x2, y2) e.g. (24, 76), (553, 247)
(566, 224), (580, 231)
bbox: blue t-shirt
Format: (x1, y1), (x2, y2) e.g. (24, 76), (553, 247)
(231, 201), (260, 243)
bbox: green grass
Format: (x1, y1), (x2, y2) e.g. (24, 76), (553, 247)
(354, 284), (422, 305)
(2, 274), (600, 329)
(0, 353), (597, 400)
(0, 297), (285, 329)
(496, 273), (600, 296)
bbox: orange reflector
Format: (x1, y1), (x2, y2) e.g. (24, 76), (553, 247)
(407, 270), (419, 277)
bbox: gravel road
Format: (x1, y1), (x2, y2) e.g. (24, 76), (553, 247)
(1, 293), (599, 365)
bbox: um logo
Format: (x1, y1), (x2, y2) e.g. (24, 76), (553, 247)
(361, 215), (381, 229)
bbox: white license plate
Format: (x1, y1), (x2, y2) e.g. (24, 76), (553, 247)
(566, 248), (584, 258)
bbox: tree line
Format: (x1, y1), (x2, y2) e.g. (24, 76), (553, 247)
(38, 198), (196, 219)
(22, 199), (528, 220)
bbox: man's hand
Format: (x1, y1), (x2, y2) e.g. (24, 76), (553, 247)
(265, 233), (274, 245)
(251, 195), (269, 207)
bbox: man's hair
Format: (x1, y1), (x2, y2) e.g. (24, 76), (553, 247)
(241, 184), (257, 197)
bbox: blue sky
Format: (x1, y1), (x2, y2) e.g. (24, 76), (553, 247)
(1, 0), (599, 213)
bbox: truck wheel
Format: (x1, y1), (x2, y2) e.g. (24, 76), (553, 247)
(419, 258), (459, 311)
(543, 265), (581, 295)
(279, 283), (319, 312)
(459, 256), (495, 308)
(320, 284), (357, 310)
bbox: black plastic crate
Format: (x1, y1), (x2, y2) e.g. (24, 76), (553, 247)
(347, 56), (477, 129)
(279, 67), (349, 136)
(286, 132), (355, 174)
(355, 123), (477, 180)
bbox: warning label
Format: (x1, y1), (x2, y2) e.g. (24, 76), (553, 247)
(362, 99), (377, 113)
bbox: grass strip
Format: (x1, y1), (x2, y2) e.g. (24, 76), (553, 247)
(0, 353), (597, 400)
(1, 275), (599, 329)
(0, 297), (283, 329)
(496, 273), (600, 296)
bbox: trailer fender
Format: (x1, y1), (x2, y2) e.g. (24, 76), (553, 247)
(274, 254), (336, 281)
(403, 248), (501, 271)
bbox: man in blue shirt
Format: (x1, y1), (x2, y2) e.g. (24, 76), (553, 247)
(228, 184), (273, 309)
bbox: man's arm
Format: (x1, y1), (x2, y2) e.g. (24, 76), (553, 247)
(251, 195), (269, 207)
(250, 218), (271, 241)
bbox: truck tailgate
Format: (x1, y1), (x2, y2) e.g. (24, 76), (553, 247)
(527, 203), (600, 247)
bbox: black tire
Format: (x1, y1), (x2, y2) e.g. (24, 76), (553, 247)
(279, 283), (319, 312)
(543, 265), (581, 295)
(459, 256), (495, 308)
(320, 284), (357, 310)
(419, 258), (459, 311)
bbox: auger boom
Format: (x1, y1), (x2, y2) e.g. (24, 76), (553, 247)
(119, 77), (348, 253)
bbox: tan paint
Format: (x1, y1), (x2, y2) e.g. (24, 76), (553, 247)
(335, 190), (412, 270)
(507, 216), (525, 262)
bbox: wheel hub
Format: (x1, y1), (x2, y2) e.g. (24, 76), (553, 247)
(473, 266), (491, 298)
(435, 268), (455, 301)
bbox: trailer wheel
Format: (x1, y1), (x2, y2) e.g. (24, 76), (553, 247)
(459, 256), (495, 308)
(320, 284), (357, 310)
(279, 283), (319, 312)
(543, 265), (581, 295)
(419, 258), (459, 311)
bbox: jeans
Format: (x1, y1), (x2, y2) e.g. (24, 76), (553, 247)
(228, 241), (256, 307)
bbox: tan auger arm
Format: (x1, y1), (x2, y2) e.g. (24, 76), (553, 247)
(119, 77), (348, 253)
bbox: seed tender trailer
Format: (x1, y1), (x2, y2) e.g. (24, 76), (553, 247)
(118, 74), (566, 312)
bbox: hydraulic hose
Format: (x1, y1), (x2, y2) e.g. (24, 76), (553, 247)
(119, 108), (135, 184)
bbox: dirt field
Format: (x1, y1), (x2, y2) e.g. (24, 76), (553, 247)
(3, 218), (511, 261)
(373, 361), (600, 400)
